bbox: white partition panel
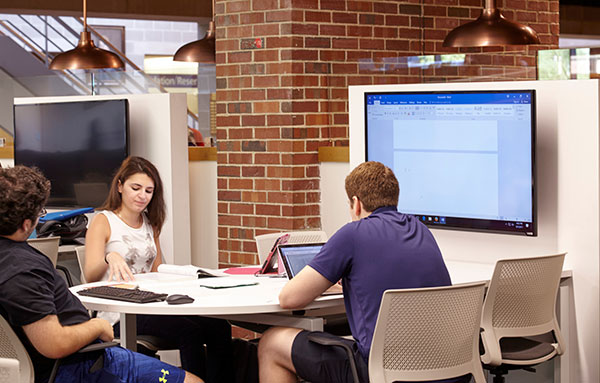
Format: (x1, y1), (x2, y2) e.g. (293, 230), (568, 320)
(320, 161), (350, 238)
(348, 80), (600, 383)
(14, 93), (191, 265)
(189, 158), (218, 268)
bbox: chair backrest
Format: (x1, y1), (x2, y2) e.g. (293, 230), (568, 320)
(369, 282), (487, 383)
(369, 282), (485, 383)
(26, 237), (60, 267)
(480, 253), (566, 366)
(74, 246), (87, 284)
(254, 231), (328, 264)
(0, 315), (33, 383)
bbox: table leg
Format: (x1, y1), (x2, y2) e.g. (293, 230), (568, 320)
(119, 313), (137, 351)
(555, 277), (572, 383)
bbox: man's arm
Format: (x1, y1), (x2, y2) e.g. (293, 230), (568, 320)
(279, 266), (333, 309)
(22, 315), (114, 359)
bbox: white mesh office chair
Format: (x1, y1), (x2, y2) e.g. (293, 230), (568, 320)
(254, 230), (328, 264)
(0, 314), (117, 383)
(310, 282), (487, 383)
(27, 237), (73, 287)
(0, 315), (32, 383)
(74, 245), (90, 284)
(26, 237), (60, 266)
(480, 253), (566, 383)
(74, 246), (177, 356)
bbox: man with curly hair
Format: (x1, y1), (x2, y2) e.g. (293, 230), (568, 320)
(258, 161), (455, 383)
(0, 165), (203, 383)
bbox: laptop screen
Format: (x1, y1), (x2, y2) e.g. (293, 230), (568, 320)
(277, 243), (324, 278)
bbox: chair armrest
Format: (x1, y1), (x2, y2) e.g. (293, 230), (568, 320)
(55, 265), (74, 287)
(480, 328), (503, 366)
(0, 357), (20, 381)
(48, 341), (120, 383)
(78, 341), (120, 353)
(136, 335), (178, 352)
(307, 333), (360, 383)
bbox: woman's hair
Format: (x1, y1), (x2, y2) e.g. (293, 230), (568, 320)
(101, 156), (166, 233)
(0, 166), (50, 235)
(345, 161), (399, 212)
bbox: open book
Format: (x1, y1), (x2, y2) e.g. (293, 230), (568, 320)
(157, 264), (218, 278)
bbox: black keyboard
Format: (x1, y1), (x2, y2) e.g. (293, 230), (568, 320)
(77, 286), (168, 303)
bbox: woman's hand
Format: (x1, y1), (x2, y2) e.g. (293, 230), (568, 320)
(105, 252), (135, 282)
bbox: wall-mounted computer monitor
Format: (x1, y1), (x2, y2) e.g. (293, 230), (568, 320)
(14, 99), (129, 208)
(364, 90), (536, 236)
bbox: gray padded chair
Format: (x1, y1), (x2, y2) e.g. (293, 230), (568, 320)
(309, 282), (487, 383)
(480, 253), (566, 383)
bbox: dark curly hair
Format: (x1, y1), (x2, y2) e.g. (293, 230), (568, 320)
(0, 166), (50, 236)
(345, 161), (399, 212)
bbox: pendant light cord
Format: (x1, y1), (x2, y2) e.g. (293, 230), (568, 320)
(83, 0), (87, 30)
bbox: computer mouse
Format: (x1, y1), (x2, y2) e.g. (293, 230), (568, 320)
(166, 294), (195, 305)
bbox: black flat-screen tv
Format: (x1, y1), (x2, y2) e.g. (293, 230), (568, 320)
(14, 99), (129, 208)
(365, 90), (536, 236)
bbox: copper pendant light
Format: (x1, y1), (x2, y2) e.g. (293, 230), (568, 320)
(49, 0), (124, 70)
(173, 20), (216, 63)
(442, 0), (540, 47)
(173, 0), (216, 63)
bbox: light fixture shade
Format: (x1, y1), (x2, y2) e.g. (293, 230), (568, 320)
(443, 8), (540, 47)
(50, 31), (124, 70)
(173, 21), (216, 64)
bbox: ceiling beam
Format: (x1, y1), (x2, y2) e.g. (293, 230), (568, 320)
(0, 0), (211, 21)
(561, 4), (600, 35)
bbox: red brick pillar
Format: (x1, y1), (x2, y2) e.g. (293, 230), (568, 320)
(215, 0), (559, 267)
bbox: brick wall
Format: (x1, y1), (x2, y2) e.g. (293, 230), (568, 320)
(215, 0), (559, 267)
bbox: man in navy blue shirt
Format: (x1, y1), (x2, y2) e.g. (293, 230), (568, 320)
(0, 165), (202, 383)
(258, 161), (452, 383)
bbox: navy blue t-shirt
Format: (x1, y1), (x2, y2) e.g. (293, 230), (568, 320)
(309, 206), (451, 361)
(0, 236), (90, 381)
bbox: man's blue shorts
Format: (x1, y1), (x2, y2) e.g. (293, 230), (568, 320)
(52, 346), (186, 383)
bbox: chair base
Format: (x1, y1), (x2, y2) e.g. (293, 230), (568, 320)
(486, 365), (537, 383)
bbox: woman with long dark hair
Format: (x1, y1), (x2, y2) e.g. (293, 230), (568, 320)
(85, 156), (233, 383)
